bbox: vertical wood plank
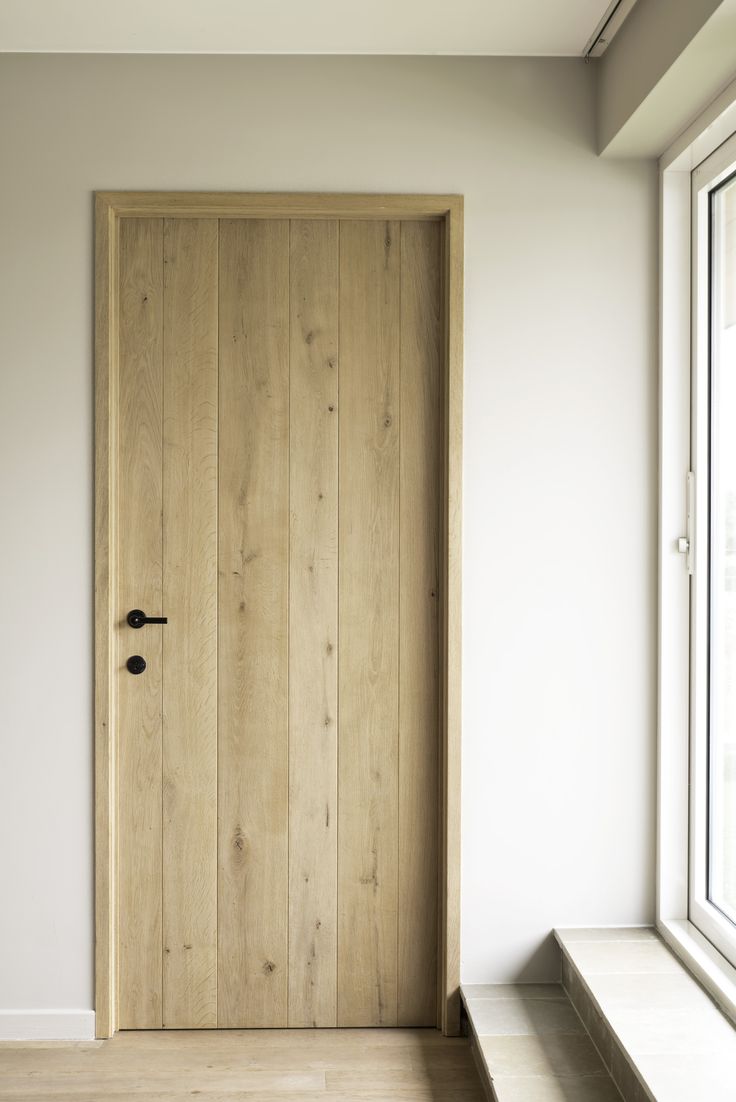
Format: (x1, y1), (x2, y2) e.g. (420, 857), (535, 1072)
(288, 220), (339, 1027)
(161, 218), (219, 1028)
(117, 217), (164, 1030)
(398, 221), (441, 1025)
(218, 219), (290, 1028)
(337, 220), (401, 1027)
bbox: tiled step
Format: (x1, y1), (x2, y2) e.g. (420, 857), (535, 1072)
(461, 982), (623, 1101)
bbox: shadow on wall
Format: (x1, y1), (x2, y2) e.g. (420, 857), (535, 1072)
(516, 934), (561, 984)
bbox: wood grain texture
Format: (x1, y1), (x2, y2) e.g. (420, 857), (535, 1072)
(440, 202), (462, 1035)
(96, 195), (463, 1038)
(0, 1029), (484, 1101)
(117, 217), (164, 1030)
(98, 192), (457, 221)
(337, 220), (401, 1027)
(288, 220), (340, 1027)
(217, 219), (290, 1027)
(441, 202), (464, 1036)
(398, 221), (441, 1026)
(162, 219), (219, 1028)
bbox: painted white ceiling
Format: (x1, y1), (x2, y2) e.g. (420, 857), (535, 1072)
(0, 0), (618, 56)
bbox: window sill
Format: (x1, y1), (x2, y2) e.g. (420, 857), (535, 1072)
(657, 918), (736, 1028)
(556, 925), (736, 1102)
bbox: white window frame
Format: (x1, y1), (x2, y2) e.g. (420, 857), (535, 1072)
(690, 135), (736, 966)
(658, 82), (736, 1025)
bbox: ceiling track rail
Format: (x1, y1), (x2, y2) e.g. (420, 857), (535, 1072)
(583, 0), (638, 59)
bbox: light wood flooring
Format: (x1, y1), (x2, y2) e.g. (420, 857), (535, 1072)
(0, 1027), (486, 1101)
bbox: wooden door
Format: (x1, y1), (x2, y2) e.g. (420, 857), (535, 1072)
(116, 215), (441, 1030)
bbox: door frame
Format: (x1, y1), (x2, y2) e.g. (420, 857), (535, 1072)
(94, 191), (463, 1038)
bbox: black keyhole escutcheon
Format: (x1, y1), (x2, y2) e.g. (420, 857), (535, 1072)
(127, 655), (147, 675)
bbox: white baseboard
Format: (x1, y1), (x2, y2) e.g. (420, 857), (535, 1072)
(0, 1010), (96, 1041)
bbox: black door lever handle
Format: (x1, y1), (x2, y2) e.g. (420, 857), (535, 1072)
(127, 609), (168, 629)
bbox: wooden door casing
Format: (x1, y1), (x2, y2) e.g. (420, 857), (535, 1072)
(95, 193), (463, 1038)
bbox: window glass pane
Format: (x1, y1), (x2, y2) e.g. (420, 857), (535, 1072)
(709, 174), (736, 924)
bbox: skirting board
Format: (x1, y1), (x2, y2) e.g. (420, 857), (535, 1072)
(0, 1011), (96, 1041)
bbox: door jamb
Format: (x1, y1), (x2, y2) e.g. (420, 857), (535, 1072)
(94, 191), (463, 1038)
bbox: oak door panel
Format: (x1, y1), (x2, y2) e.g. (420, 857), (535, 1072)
(288, 220), (340, 1027)
(116, 211), (441, 1031)
(117, 217), (164, 1030)
(217, 219), (290, 1028)
(161, 218), (219, 1028)
(398, 221), (441, 1025)
(337, 220), (401, 1027)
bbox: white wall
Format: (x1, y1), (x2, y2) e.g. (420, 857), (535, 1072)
(0, 54), (657, 1020)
